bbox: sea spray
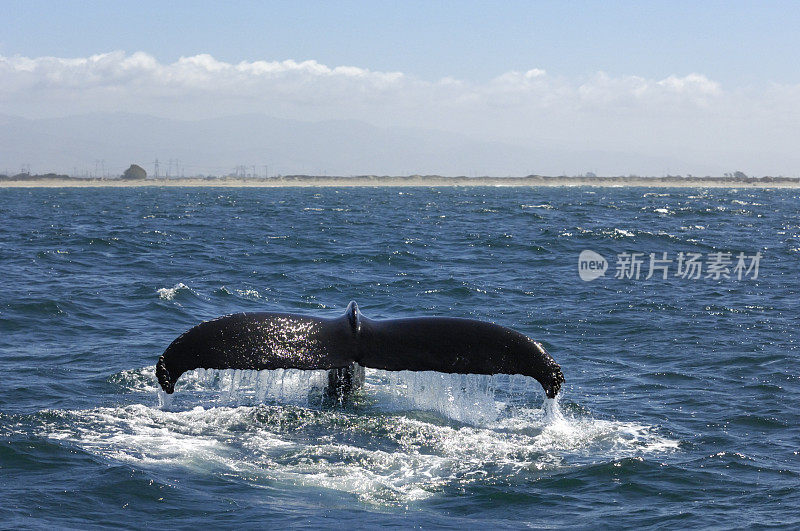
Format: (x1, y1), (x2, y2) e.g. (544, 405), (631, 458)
(154, 367), (555, 425)
(152, 367), (663, 461)
(543, 395), (567, 426)
(157, 388), (173, 409)
(159, 368), (330, 407)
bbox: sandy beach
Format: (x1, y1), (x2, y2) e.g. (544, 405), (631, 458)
(2, 176), (799, 188)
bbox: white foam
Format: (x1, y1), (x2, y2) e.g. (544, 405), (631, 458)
(157, 282), (191, 300)
(235, 288), (261, 299)
(33, 395), (677, 505)
(53, 367), (680, 505)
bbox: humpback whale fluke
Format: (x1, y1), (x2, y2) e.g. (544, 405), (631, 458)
(156, 301), (565, 398)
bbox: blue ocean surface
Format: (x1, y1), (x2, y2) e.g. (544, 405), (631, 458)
(0, 186), (798, 528)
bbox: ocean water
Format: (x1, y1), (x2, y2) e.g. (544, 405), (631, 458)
(0, 186), (798, 528)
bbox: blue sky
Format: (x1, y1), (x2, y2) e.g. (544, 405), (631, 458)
(3, 0), (799, 86)
(2, 1), (800, 175)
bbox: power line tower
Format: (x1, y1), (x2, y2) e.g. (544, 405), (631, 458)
(153, 158), (160, 179)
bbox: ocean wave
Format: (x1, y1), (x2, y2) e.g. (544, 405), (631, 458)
(157, 283), (193, 301)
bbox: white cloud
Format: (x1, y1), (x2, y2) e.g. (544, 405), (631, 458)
(0, 51), (724, 113)
(1, 51), (799, 175)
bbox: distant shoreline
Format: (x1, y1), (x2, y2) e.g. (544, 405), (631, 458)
(2, 176), (799, 188)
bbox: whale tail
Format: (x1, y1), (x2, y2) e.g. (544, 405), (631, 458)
(156, 301), (564, 399)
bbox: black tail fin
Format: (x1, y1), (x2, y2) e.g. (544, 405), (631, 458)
(156, 302), (564, 398)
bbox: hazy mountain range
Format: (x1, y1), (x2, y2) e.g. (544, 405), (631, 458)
(1, 112), (708, 177)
